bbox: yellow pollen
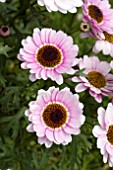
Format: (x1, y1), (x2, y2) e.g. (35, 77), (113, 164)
(107, 125), (113, 145)
(88, 5), (103, 24)
(88, 71), (106, 88)
(36, 45), (62, 68)
(42, 103), (68, 129)
(104, 31), (113, 43)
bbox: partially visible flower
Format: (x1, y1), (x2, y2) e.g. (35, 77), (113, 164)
(80, 24), (113, 57)
(110, 61), (113, 69)
(0, 0), (6, 2)
(93, 31), (113, 57)
(25, 86), (85, 148)
(0, 26), (10, 37)
(92, 103), (113, 167)
(37, 0), (83, 14)
(82, 0), (113, 36)
(17, 28), (79, 85)
(72, 55), (113, 103)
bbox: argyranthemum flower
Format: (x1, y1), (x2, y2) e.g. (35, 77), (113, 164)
(0, 0), (6, 2)
(82, 0), (113, 35)
(72, 55), (113, 103)
(37, 0), (83, 14)
(17, 28), (79, 85)
(93, 31), (113, 57)
(92, 103), (113, 167)
(25, 86), (85, 148)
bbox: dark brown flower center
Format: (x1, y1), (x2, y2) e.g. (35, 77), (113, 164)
(104, 31), (113, 43)
(2, 27), (8, 33)
(42, 103), (68, 129)
(88, 71), (106, 88)
(36, 45), (62, 68)
(88, 5), (103, 24)
(107, 125), (113, 145)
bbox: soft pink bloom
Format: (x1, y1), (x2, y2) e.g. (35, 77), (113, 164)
(0, 26), (10, 37)
(72, 55), (113, 103)
(82, 0), (113, 36)
(80, 25), (113, 57)
(25, 86), (85, 148)
(37, 0), (83, 14)
(93, 32), (113, 57)
(92, 103), (113, 167)
(17, 28), (79, 85)
(0, 0), (6, 2)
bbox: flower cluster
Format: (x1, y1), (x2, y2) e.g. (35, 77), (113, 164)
(81, 0), (113, 57)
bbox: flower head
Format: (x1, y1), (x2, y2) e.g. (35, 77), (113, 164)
(93, 31), (113, 57)
(37, 0), (83, 14)
(82, 0), (113, 36)
(25, 86), (85, 148)
(92, 103), (113, 167)
(17, 28), (79, 85)
(72, 55), (113, 103)
(0, 26), (10, 37)
(0, 0), (6, 2)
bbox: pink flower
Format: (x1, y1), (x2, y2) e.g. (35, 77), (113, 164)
(93, 31), (113, 57)
(25, 86), (85, 148)
(82, 0), (113, 36)
(37, 0), (83, 14)
(0, 26), (10, 37)
(0, 0), (6, 2)
(17, 28), (79, 85)
(72, 55), (113, 103)
(92, 103), (113, 167)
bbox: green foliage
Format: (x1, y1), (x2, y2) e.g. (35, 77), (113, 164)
(0, 0), (113, 170)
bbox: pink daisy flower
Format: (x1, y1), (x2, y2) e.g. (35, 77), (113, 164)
(82, 0), (113, 36)
(25, 86), (85, 148)
(37, 0), (83, 14)
(17, 28), (79, 85)
(93, 31), (113, 57)
(0, 0), (6, 2)
(72, 55), (113, 103)
(92, 103), (113, 167)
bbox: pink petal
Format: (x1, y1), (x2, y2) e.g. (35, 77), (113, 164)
(97, 107), (106, 129)
(92, 125), (105, 138)
(45, 129), (55, 142)
(106, 144), (113, 155)
(97, 135), (106, 149)
(95, 94), (102, 103)
(54, 130), (64, 143)
(26, 123), (34, 132)
(59, 129), (72, 143)
(105, 103), (113, 125)
(34, 123), (46, 137)
(63, 125), (80, 135)
(75, 83), (88, 92)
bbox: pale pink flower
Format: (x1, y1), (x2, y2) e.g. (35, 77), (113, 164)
(37, 0), (83, 14)
(0, 0), (6, 2)
(17, 28), (79, 85)
(93, 32), (113, 57)
(72, 55), (113, 103)
(92, 103), (113, 167)
(82, 0), (113, 36)
(25, 86), (85, 148)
